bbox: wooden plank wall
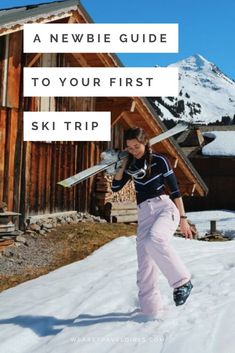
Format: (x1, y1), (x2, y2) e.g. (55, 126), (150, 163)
(0, 106), (106, 218)
(0, 107), (23, 212)
(74, 140), (107, 213)
(0, 31), (23, 218)
(22, 141), (77, 217)
(21, 50), (107, 217)
(0, 32), (22, 109)
(7, 32), (22, 108)
(0, 36), (4, 104)
(0, 31), (109, 221)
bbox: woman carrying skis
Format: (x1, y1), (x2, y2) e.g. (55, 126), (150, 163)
(111, 127), (193, 319)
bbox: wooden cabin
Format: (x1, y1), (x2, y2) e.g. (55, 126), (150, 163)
(177, 126), (235, 211)
(0, 0), (208, 228)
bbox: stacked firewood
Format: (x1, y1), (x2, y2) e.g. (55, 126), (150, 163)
(95, 173), (137, 222)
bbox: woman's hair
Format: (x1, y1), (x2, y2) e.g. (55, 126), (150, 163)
(124, 127), (152, 176)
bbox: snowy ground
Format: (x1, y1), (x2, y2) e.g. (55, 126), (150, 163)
(0, 210), (235, 353)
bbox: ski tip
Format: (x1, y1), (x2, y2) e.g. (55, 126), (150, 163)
(57, 180), (71, 188)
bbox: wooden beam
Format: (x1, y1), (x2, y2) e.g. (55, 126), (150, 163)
(134, 97), (163, 134)
(96, 52), (119, 68)
(2, 34), (9, 107)
(26, 53), (42, 67)
(118, 112), (143, 128)
(111, 111), (140, 127)
(173, 158), (179, 168)
(7, 31), (22, 109)
(21, 141), (32, 220)
(68, 14), (77, 23)
(4, 109), (19, 210)
(71, 53), (89, 67)
(130, 100), (136, 112)
(70, 9), (87, 24)
(0, 108), (6, 202)
(111, 112), (124, 127)
(95, 97), (133, 113)
(191, 183), (196, 196)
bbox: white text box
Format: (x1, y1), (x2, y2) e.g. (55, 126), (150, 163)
(24, 67), (179, 97)
(23, 112), (111, 141)
(24, 23), (178, 53)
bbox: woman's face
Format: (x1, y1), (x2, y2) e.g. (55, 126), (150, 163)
(126, 139), (146, 159)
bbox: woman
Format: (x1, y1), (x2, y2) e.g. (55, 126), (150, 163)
(111, 127), (193, 319)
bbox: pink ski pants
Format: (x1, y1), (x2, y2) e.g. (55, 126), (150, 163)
(136, 195), (191, 315)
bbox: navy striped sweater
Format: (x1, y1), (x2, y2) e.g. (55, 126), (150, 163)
(111, 153), (181, 205)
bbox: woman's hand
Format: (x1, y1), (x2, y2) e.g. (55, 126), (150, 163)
(180, 218), (193, 239)
(173, 197), (195, 240)
(120, 156), (129, 169)
(114, 156), (129, 180)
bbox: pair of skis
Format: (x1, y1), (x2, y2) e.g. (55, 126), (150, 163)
(57, 122), (188, 188)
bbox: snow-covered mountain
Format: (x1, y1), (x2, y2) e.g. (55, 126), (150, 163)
(150, 54), (235, 124)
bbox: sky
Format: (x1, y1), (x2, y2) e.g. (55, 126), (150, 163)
(0, 210), (235, 353)
(0, 0), (235, 79)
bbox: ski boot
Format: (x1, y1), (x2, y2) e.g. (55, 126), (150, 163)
(173, 280), (193, 306)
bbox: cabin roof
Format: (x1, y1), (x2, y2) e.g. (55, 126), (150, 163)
(0, 0), (81, 35)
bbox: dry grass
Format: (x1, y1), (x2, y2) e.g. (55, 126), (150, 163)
(0, 222), (137, 292)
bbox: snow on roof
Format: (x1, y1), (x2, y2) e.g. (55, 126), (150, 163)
(202, 131), (235, 156)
